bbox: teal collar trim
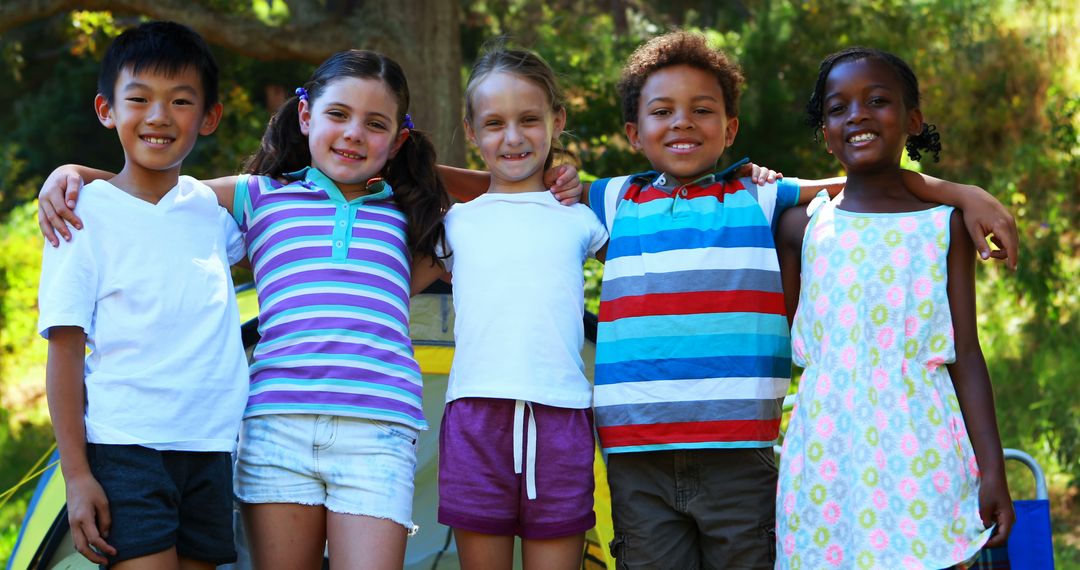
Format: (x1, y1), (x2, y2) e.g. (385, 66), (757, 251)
(283, 166), (394, 204)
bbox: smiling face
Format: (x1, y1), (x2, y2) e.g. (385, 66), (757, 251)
(625, 64), (739, 185)
(96, 65), (221, 191)
(299, 76), (409, 197)
(464, 71), (566, 193)
(821, 57), (923, 174)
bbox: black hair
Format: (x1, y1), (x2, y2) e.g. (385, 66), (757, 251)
(617, 31), (744, 124)
(98, 21), (219, 109)
(464, 45), (567, 171)
(806, 46), (941, 162)
(244, 49), (449, 261)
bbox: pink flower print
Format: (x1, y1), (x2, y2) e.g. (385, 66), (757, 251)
(892, 247), (911, 268)
(899, 477), (919, 500)
(844, 388), (856, 411)
(887, 286), (905, 308)
(901, 360), (909, 376)
(872, 368), (888, 390)
(839, 265), (856, 287)
(839, 229), (859, 248)
(815, 293), (830, 316)
(899, 216), (918, 232)
(815, 374), (832, 397)
(899, 518), (918, 538)
(790, 455), (804, 476)
(952, 545), (969, 562)
(783, 534), (795, 556)
(872, 488), (888, 511)
(783, 492), (795, 514)
(822, 501), (841, 524)
(903, 555), (926, 570)
(933, 209), (948, 229)
(839, 304), (856, 328)
(813, 255), (829, 278)
(949, 416), (968, 442)
(932, 471), (952, 494)
(877, 327), (895, 350)
(817, 416), (836, 440)
(869, 528), (890, 551)
(969, 456), (981, 477)
(841, 346), (856, 370)
(792, 338), (805, 359)
(875, 448), (887, 470)
(901, 433), (919, 457)
(819, 459), (839, 482)
(905, 316), (919, 337)
(935, 428), (950, 450)
(825, 545), (844, 567)
(874, 409), (888, 431)
(930, 391), (944, 409)
(926, 356), (946, 372)
(913, 277), (932, 299)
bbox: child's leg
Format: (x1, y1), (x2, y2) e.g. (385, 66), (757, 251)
(454, 529), (515, 570)
(326, 512), (408, 570)
(521, 534), (586, 570)
(242, 503), (327, 569)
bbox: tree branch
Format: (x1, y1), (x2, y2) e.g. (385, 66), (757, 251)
(0, 0), (398, 64)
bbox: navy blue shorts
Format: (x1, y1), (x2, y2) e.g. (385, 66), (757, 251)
(87, 444), (236, 566)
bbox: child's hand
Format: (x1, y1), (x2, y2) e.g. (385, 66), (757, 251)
(544, 164), (583, 205)
(38, 165), (86, 246)
(978, 472), (1015, 548)
(65, 472), (116, 564)
(961, 185), (1019, 270)
(737, 162), (783, 186)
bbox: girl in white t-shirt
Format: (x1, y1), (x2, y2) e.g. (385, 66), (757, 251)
(412, 47), (607, 569)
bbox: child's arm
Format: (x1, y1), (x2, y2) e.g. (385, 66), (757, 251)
(45, 327), (117, 564)
(789, 173), (1019, 269)
(437, 164), (582, 204)
(410, 255), (449, 296)
(945, 210), (1015, 548)
(776, 207), (810, 328)
(38, 166), (241, 245)
(905, 171), (1017, 270)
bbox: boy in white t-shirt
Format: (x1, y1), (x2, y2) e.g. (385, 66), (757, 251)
(37, 21), (247, 569)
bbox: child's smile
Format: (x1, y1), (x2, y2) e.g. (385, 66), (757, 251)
(625, 64), (739, 185)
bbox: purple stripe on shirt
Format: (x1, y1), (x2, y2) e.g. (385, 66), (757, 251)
(256, 340), (419, 369)
(250, 367), (422, 396)
(247, 390), (423, 417)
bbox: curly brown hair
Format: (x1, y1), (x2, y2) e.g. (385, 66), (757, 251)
(617, 31), (744, 124)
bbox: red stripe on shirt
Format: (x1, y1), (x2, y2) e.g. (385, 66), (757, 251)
(627, 179), (746, 204)
(597, 418), (782, 447)
(599, 290), (785, 322)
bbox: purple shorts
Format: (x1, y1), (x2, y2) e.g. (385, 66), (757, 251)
(438, 397), (596, 539)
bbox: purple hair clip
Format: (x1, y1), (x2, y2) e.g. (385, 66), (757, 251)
(295, 87), (309, 102)
(403, 113), (414, 130)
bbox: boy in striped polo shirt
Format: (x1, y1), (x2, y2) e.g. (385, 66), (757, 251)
(587, 32), (1016, 569)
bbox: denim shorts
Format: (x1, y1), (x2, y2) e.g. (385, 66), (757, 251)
(234, 414), (419, 532)
(87, 444), (235, 566)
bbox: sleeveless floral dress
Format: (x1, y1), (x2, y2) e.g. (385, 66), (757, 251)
(776, 196), (992, 569)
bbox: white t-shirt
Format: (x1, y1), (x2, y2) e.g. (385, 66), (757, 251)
(440, 191), (608, 408)
(37, 177), (248, 452)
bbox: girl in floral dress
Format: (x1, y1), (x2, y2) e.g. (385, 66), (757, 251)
(774, 47), (1014, 569)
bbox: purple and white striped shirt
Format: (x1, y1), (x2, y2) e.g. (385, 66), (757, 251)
(233, 168), (425, 430)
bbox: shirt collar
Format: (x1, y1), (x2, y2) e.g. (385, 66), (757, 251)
(283, 166), (394, 203)
(649, 156), (750, 191)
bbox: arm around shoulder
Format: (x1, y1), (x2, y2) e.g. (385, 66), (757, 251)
(777, 206), (810, 329)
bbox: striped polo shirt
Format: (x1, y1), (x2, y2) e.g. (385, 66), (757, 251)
(233, 167), (425, 430)
(588, 166), (799, 453)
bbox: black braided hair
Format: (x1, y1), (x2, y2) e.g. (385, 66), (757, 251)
(806, 47), (941, 162)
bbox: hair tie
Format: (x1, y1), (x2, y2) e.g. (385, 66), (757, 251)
(403, 113), (414, 130)
(295, 87), (309, 102)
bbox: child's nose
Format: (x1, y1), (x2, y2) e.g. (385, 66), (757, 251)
(505, 123), (525, 144)
(343, 121), (365, 143)
(671, 111), (694, 129)
(144, 102), (171, 125)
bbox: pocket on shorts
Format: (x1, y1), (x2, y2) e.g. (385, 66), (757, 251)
(762, 522), (777, 564)
(372, 419), (417, 446)
(609, 533), (629, 570)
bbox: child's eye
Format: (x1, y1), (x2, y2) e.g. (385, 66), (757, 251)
(126, 97), (147, 104)
(484, 120), (502, 128)
(827, 104), (845, 115)
(650, 109), (671, 117)
(869, 97), (889, 106)
(694, 107), (714, 114)
(174, 99), (194, 106)
(368, 121), (387, 130)
(327, 110), (347, 119)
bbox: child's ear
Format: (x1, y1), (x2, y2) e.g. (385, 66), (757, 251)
(624, 122), (642, 150)
(390, 127), (410, 158)
(724, 116), (739, 148)
(94, 94), (115, 129)
(463, 118), (477, 146)
(199, 102), (224, 136)
(822, 127), (833, 154)
(907, 107), (925, 137)
(298, 98), (312, 136)
(553, 107), (567, 136)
